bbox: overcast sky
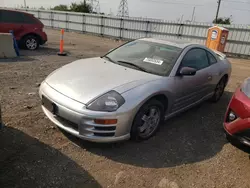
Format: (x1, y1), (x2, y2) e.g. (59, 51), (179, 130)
(2, 0), (250, 24)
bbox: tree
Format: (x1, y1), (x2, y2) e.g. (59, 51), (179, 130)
(70, 0), (92, 13)
(52, 4), (68, 11)
(213, 17), (231, 25)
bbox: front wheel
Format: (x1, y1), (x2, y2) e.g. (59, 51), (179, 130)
(131, 99), (164, 141)
(210, 77), (227, 103)
(21, 35), (40, 50)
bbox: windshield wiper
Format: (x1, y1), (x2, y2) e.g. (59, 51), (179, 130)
(117, 60), (149, 73)
(102, 55), (116, 63)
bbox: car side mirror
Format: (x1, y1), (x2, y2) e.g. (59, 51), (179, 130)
(179, 67), (197, 76)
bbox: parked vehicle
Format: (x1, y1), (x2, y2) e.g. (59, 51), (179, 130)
(39, 38), (232, 143)
(224, 77), (250, 148)
(0, 9), (47, 50)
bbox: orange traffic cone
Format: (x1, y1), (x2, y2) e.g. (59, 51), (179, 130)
(58, 29), (67, 56)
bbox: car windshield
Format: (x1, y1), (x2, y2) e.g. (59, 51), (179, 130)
(104, 40), (182, 76)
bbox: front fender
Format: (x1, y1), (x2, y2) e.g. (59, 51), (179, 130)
(121, 79), (174, 118)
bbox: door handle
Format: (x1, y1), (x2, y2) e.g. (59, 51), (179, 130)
(208, 75), (212, 80)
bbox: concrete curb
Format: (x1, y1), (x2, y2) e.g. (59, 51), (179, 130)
(0, 33), (17, 59)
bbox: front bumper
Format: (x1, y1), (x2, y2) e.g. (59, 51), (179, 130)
(39, 82), (133, 143)
(223, 88), (250, 147)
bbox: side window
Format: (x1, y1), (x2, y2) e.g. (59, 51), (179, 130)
(1, 10), (25, 24)
(181, 48), (210, 70)
(0, 10), (2, 23)
(22, 14), (36, 24)
(207, 51), (217, 65)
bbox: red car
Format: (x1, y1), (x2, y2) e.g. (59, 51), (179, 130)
(224, 77), (250, 149)
(0, 9), (47, 50)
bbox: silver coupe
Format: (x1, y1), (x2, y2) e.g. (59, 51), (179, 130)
(39, 38), (232, 143)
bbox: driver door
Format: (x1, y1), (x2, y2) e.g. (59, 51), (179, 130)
(170, 48), (212, 113)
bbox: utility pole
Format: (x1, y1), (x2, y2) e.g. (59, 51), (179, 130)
(191, 7), (196, 22)
(24, 0), (27, 8)
(215, 0), (222, 23)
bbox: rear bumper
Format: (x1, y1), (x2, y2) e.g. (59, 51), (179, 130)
(40, 39), (47, 45)
(39, 31), (47, 45)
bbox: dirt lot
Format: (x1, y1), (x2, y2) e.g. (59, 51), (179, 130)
(1, 29), (250, 188)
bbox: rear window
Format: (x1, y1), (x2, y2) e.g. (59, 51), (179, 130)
(0, 10), (36, 24)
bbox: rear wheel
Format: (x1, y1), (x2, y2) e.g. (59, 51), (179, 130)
(210, 77), (227, 103)
(21, 35), (40, 50)
(131, 99), (164, 141)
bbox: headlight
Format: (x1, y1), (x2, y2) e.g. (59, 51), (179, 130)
(87, 90), (125, 112)
(241, 78), (250, 98)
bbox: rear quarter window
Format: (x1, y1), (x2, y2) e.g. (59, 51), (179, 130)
(207, 51), (217, 65)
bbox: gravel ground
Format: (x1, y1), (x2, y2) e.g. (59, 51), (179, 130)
(1, 29), (250, 188)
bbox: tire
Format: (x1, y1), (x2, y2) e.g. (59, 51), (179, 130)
(131, 99), (164, 141)
(210, 76), (227, 103)
(21, 35), (40, 50)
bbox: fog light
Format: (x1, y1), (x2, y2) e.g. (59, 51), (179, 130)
(229, 111), (237, 121)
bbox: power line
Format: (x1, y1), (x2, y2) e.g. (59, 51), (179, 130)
(143, 0), (208, 7)
(117, 0), (129, 17)
(223, 0), (250, 4)
(144, 0), (250, 12)
(144, 0), (250, 8)
(223, 6), (250, 12)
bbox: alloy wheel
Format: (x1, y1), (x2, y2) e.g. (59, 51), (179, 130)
(138, 106), (161, 138)
(26, 38), (37, 50)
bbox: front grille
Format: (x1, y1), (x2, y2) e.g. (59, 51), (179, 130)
(55, 116), (79, 131)
(94, 132), (115, 137)
(94, 126), (116, 131)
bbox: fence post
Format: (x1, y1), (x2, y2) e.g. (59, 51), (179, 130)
(82, 14), (85, 33)
(146, 21), (150, 37)
(119, 18), (123, 39)
(101, 16), (104, 36)
(177, 23), (184, 38)
(37, 10), (40, 19)
(51, 11), (54, 28)
(66, 13), (69, 31)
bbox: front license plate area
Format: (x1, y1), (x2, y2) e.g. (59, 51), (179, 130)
(42, 96), (57, 114)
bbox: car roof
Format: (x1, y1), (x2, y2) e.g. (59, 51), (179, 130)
(138, 37), (200, 49)
(0, 8), (32, 16)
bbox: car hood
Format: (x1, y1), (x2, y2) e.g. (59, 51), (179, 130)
(45, 57), (160, 104)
